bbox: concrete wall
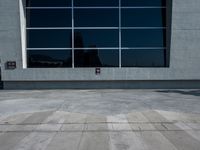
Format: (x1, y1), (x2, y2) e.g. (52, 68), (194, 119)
(0, 0), (200, 88)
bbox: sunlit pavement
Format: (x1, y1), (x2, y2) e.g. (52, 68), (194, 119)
(0, 89), (200, 150)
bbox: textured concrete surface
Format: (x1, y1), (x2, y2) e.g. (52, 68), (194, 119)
(0, 89), (200, 150)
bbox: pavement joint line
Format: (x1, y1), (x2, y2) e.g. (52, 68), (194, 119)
(1, 129), (200, 133)
(77, 120), (87, 150)
(161, 123), (169, 130)
(0, 121), (187, 125)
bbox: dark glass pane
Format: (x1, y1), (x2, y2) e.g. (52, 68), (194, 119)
(26, 9), (72, 27)
(75, 49), (119, 67)
(122, 49), (166, 67)
(122, 29), (166, 47)
(27, 29), (72, 48)
(27, 50), (72, 68)
(122, 0), (166, 7)
(26, 0), (71, 7)
(74, 9), (119, 27)
(74, 29), (119, 48)
(74, 0), (118, 7)
(122, 8), (166, 27)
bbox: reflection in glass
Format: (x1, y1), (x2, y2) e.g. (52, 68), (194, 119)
(74, 0), (118, 7)
(74, 32), (84, 48)
(74, 9), (119, 27)
(122, 49), (166, 67)
(122, 8), (166, 27)
(122, 29), (166, 48)
(84, 46), (102, 67)
(26, 0), (71, 7)
(27, 29), (72, 48)
(26, 9), (72, 27)
(75, 49), (119, 67)
(27, 50), (72, 68)
(122, 0), (166, 7)
(74, 30), (119, 48)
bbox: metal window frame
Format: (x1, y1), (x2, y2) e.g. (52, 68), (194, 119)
(25, 0), (168, 68)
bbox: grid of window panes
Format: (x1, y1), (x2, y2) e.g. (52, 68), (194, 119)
(26, 0), (167, 68)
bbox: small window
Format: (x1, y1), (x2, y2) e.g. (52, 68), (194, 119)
(74, 0), (119, 7)
(27, 50), (72, 68)
(74, 49), (119, 67)
(74, 30), (119, 48)
(122, 8), (166, 27)
(26, 9), (72, 27)
(121, 29), (166, 48)
(122, 0), (166, 7)
(122, 49), (166, 67)
(74, 9), (119, 27)
(27, 29), (72, 48)
(26, 0), (72, 7)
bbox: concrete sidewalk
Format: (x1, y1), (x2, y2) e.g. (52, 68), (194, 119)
(0, 90), (200, 150)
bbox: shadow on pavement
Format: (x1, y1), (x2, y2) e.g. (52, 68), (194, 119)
(156, 90), (200, 97)
(0, 82), (3, 89)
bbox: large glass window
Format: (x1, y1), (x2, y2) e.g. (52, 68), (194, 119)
(26, 0), (169, 68)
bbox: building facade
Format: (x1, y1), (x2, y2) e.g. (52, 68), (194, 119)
(0, 0), (200, 89)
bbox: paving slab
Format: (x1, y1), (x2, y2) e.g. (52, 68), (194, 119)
(162, 123), (184, 131)
(22, 111), (54, 124)
(138, 131), (178, 150)
(107, 114), (149, 150)
(142, 111), (169, 123)
(63, 113), (87, 124)
(0, 132), (30, 150)
(3, 125), (36, 132)
(134, 123), (156, 131)
(86, 114), (107, 123)
(160, 131), (200, 150)
(156, 110), (200, 123)
(127, 112), (149, 123)
(42, 111), (69, 124)
(182, 130), (200, 142)
(61, 124), (85, 131)
(152, 123), (167, 131)
(13, 132), (56, 150)
(176, 123), (200, 141)
(0, 113), (32, 124)
(35, 111), (65, 132)
(109, 132), (149, 150)
(86, 123), (108, 131)
(46, 132), (83, 150)
(79, 132), (110, 150)
(186, 123), (200, 130)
